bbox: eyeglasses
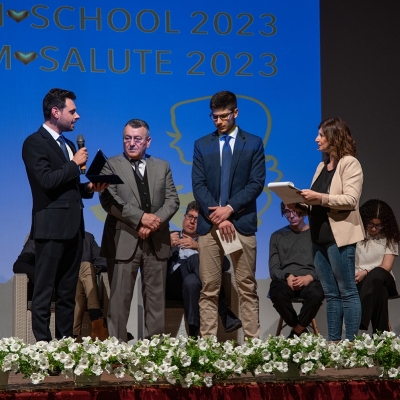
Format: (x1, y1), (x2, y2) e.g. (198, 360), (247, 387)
(366, 222), (384, 230)
(283, 209), (304, 218)
(124, 136), (148, 144)
(209, 111), (234, 121)
(185, 213), (198, 222)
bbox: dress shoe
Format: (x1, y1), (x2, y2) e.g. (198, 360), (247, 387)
(91, 317), (109, 341)
(288, 327), (310, 339)
(220, 308), (242, 333)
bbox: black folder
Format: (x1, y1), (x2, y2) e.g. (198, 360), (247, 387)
(86, 149), (124, 184)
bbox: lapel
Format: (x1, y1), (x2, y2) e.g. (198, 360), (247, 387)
(117, 154), (141, 203)
(231, 128), (245, 181)
(209, 131), (221, 186)
(38, 126), (68, 163)
(145, 155), (156, 202)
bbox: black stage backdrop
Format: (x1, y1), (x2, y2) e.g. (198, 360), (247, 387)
(320, 0), (400, 218)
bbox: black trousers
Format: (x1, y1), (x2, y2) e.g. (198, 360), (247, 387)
(166, 254), (202, 327)
(32, 231), (83, 341)
(269, 278), (325, 328)
(357, 267), (398, 333)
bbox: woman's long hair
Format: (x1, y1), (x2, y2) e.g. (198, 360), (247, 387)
(319, 117), (357, 160)
(360, 199), (400, 251)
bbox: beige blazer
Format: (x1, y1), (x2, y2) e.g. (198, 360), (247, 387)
(311, 156), (365, 247)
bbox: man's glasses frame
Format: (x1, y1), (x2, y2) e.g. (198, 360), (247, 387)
(185, 213), (198, 222)
(209, 111), (234, 121)
(124, 136), (149, 144)
(283, 209), (304, 218)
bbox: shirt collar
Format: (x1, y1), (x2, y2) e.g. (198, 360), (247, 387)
(123, 153), (147, 166)
(42, 123), (62, 141)
(219, 126), (238, 140)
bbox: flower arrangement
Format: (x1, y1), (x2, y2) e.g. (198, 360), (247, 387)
(0, 337), (34, 378)
(3, 332), (400, 386)
(237, 334), (330, 376)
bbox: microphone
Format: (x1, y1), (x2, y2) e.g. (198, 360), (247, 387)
(76, 134), (86, 174)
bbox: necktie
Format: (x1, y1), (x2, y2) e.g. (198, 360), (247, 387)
(220, 135), (232, 206)
(133, 160), (143, 180)
(57, 135), (70, 160)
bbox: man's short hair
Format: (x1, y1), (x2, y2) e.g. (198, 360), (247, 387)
(280, 202), (309, 216)
(185, 200), (199, 214)
(210, 91), (237, 111)
(43, 88), (76, 120)
(124, 119), (150, 136)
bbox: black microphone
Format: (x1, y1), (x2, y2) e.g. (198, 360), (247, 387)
(76, 134), (86, 174)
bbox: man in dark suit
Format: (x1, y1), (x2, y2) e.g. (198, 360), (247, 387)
(13, 231), (109, 341)
(166, 200), (242, 337)
(192, 90), (266, 338)
(100, 118), (179, 342)
(22, 88), (107, 341)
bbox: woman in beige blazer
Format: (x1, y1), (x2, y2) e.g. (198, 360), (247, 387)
(299, 117), (364, 341)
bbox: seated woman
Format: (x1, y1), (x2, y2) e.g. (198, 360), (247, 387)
(355, 199), (400, 333)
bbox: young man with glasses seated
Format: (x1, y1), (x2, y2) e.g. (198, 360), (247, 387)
(269, 202), (324, 337)
(166, 201), (241, 337)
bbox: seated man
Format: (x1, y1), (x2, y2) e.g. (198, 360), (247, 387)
(13, 231), (109, 341)
(166, 201), (242, 337)
(269, 202), (324, 337)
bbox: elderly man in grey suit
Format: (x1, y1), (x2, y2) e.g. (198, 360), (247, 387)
(100, 118), (179, 342)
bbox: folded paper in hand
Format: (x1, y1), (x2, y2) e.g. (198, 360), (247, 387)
(86, 149), (124, 184)
(216, 229), (243, 255)
(267, 181), (304, 204)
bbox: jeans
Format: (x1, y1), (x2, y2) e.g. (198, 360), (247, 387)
(313, 243), (361, 341)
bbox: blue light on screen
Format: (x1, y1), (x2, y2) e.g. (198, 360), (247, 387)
(0, 1), (320, 281)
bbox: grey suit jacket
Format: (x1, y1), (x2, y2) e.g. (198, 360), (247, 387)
(100, 153), (179, 261)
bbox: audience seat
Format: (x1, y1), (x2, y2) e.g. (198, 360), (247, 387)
(13, 272), (110, 343)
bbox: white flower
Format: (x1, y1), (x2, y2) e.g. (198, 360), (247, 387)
(293, 352), (302, 363)
(91, 364), (103, 376)
(262, 349), (271, 361)
(251, 338), (262, 347)
(388, 367), (400, 378)
(233, 364), (243, 374)
(74, 365), (85, 376)
(144, 361), (156, 373)
(181, 355), (191, 367)
(199, 355), (209, 365)
(262, 362), (273, 373)
(301, 361), (314, 374)
(63, 357), (75, 369)
(281, 348), (291, 360)
(214, 360), (226, 372)
(10, 343), (21, 352)
(38, 355), (49, 370)
(134, 370), (145, 381)
(198, 339), (208, 351)
(204, 376), (213, 387)
(309, 350), (320, 360)
(165, 372), (177, 384)
(30, 372), (45, 384)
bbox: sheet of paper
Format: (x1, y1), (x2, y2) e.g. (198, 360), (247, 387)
(216, 229), (243, 255)
(267, 181), (304, 204)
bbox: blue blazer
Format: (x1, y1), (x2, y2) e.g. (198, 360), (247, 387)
(192, 128), (265, 236)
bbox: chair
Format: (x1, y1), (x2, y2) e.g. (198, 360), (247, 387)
(388, 294), (400, 332)
(162, 268), (243, 343)
(13, 272), (110, 344)
(273, 297), (319, 336)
